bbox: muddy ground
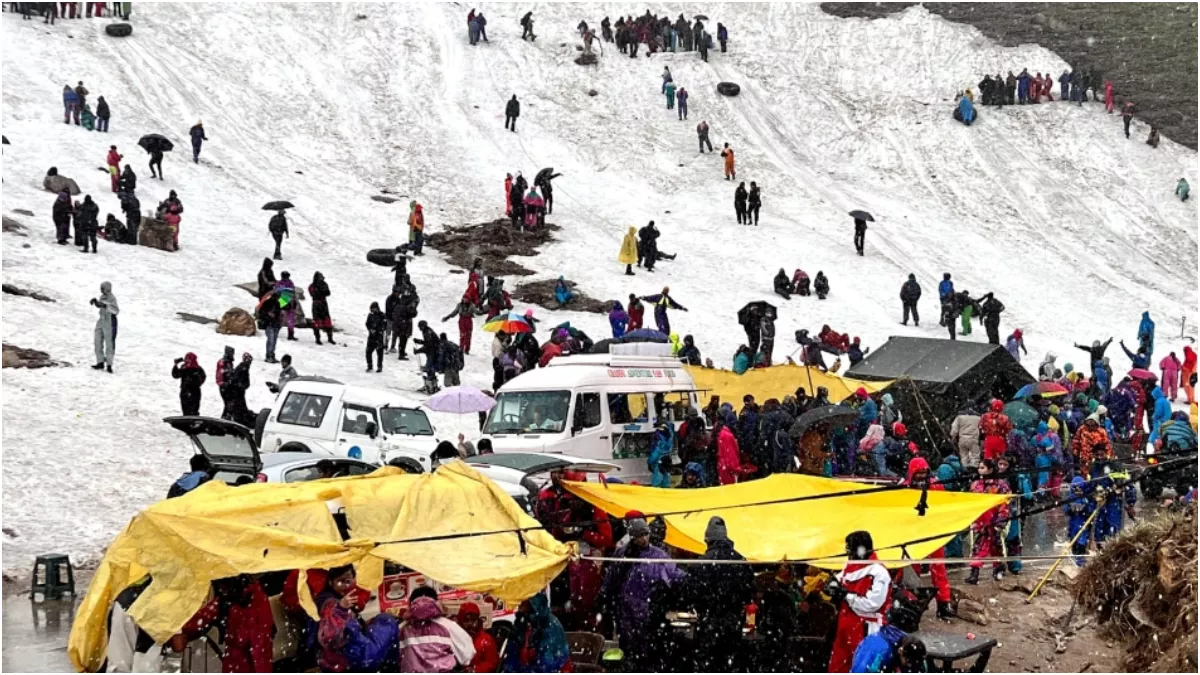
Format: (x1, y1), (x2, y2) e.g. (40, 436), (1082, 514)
(821, 2), (1198, 149)
(425, 218), (560, 277)
(511, 278), (611, 315)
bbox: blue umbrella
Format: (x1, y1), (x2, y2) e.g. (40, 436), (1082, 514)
(621, 328), (668, 342)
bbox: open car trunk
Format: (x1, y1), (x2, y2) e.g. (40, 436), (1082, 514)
(164, 415), (263, 477)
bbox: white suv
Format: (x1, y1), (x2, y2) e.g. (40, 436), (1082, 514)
(256, 376), (441, 471)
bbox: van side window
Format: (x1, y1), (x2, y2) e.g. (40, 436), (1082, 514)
(341, 405), (378, 435)
(278, 393), (332, 428)
(574, 393), (602, 429)
(607, 393), (648, 425)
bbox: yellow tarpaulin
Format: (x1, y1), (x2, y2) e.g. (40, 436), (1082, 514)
(68, 462), (570, 673)
(565, 474), (1006, 567)
(685, 364), (891, 405)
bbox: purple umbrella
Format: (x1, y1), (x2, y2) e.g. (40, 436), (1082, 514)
(425, 385), (496, 414)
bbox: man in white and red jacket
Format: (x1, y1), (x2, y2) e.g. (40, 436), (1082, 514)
(827, 530), (891, 672)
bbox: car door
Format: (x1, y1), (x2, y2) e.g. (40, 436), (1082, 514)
(164, 415), (263, 479)
(568, 392), (612, 460)
(337, 404), (380, 462)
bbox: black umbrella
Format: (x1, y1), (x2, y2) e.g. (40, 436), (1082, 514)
(848, 210), (874, 222)
(137, 134), (174, 153)
(788, 404), (859, 439)
(694, 14), (709, 21)
(262, 200), (295, 211)
(534, 167), (556, 185)
(590, 338), (616, 354)
(737, 300), (777, 326)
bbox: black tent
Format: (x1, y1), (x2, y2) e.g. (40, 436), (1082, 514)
(846, 337), (1035, 454)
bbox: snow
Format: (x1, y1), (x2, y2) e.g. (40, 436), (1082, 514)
(1, 4), (1195, 572)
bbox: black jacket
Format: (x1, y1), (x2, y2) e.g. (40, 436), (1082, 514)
(53, 198), (73, 224)
(96, 98), (110, 120)
(683, 540), (754, 629)
(734, 185), (748, 208)
(748, 187), (761, 208)
(813, 273), (830, 293)
(759, 408), (795, 473)
(77, 199), (100, 233)
(268, 213), (289, 236)
(773, 272), (791, 295)
(900, 279), (922, 303)
(414, 326), (440, 356)
(172, 364), (207, 394)
(119, 167), (136, 193)
(366, 310), (387, 337)
(506, 98), (520, 117)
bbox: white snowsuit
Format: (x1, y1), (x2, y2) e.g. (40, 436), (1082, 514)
(94, 282), (119, 366)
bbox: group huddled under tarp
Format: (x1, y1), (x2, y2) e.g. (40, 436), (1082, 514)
(685, 363), (891, 406)
(68, 461), (572, 673)
(564, 472), (1008, 567)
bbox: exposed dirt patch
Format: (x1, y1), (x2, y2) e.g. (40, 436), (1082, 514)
(821, 2), (1198, 149)
(370, 195), (401, 204)
(512, 278), (611, 314)
(425, 218), (561, 277)
(3, 284), (55, 303)
(2, 344), (69, 369)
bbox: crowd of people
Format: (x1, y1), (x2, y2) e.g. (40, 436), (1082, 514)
(9, 1), (131, 22)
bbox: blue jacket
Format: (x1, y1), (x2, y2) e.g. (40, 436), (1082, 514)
(957, 96), (975, 123)
(858, 398), (879, 424)
(63, 89), (79, 105)
(554, 278), (572, 305)
(609, 307), (629, 338)
(1148, 387), (1172, 443)
(732, 351), (751, 375)
(1120, 342), (1149, 368)
(648, 425), (675, 487)
(851, 624), (907, 673)
(938, 279), (954, 300)
(1138, 311), (1155, 355)
(190, 124), (207, 146)
(1093, 360), (1110, 391)
(936, 454), (963, 489)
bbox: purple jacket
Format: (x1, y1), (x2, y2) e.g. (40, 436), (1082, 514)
(398, 597), (476, 673)
(601, 543), (684, 639)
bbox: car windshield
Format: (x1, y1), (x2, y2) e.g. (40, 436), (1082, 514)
(380, 407), (433, 435)
(484, 391), (571, 435)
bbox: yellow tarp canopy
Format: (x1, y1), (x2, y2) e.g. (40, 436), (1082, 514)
(565, 474), (1005, 568)
(685, 364), (891, 405)
(68, 462), (570, 673)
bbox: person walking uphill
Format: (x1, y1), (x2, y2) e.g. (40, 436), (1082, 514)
(505, 95), (520, 131)
(900, 273), (921, 326)
(441, 297), (476, 355)
(677, 86), (689, 120)
(172, 353), (206, 416)
(308, 272), (336, 345)
(642, 287), (687, 335)
(268, 210), (289, 260)
(1122, 101), (1135, 139)
(618, 226), (639, 275)
(189, 121), (207, 163)
(853, 216), (868, 256)
(664, 80), (677, 110)
(90, 281), (119, 373)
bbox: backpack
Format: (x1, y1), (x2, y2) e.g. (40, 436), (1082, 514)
(215, 359), (228, 387)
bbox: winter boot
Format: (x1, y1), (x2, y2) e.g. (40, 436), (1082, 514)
(366, 366), (374, 372)
(937, 601), (956, 620)
(314, 330), (323, 345)
(965, 567), (980, 585)
(325, 329), (336, 345)
(105, 365), (113, 373)
(92, 363), (105, 370)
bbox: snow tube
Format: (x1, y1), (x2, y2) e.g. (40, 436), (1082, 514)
(105, 23), (133, 38)
(717, 82), (741, 97)
(366, 247), (405, 267)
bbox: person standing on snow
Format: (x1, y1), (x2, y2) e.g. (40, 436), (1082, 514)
(189, 121), (207, 163)
(308, 272), (336, 345)
(642, 287), (687, 334)
(717, 23), (728, 52)
(533, 169), (561, 215)
(1160, 351), (1181, 401)
(1136, 311), (1155, 359)
(677, 86), (689, 120)
(171, 354), (206, 417)
(734, 182), (748, 224)
(1103, 80), (1114, 113)
(627, 294), (645, 331)
(1121, 101), (1135, 139)
(1177, 177), (1190, 202)
(77, 194), (100, 253)
(637, 221), (661, 271)
(268, 210), (289, 260)
(441, 296), (476, 355)
(720, 143), (735, 180)
(747, 182), (761, 225)
(504, 94), (520, 131)
(105, 145), (123, 192)
(119, 164), (137, 196)
(1005, 329), (1028, 362)
(618, 226), (638, 276)
(852, 217), (868, 256)
(90, 281), (119, 372)
(978, 399), (1012, 461)
(826, 530), (891, 672)
(900, 273), (921, 326)
(408, 201), (425, 255)
(696, 120), (713, 153)
(664, 79), (676, 109)
(661, 66), (673, 93)
(63, 84), (80, 125)
(52, 191), (73, 244)
(608, 301), (630, 338)
(365, 302), (386, 372)
(937, 273), (954, 327)
(257, 290), (283, 364)
(147, 145), (165, 180)
(520, 11), (535, 41)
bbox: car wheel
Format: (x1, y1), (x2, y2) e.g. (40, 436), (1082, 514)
(387, 458), (424, 474)
(279, 443), (312, 454)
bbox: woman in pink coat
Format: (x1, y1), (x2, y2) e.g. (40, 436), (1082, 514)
(1104, 81), (1115, 113)
(1159, 351), (1181, 401)
(522, 188), (544, 229)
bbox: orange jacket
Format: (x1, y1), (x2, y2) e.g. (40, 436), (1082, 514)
(723, 148), (735, 173)
(1072, 423), (1112, 470)
(408, 205), (424, 232)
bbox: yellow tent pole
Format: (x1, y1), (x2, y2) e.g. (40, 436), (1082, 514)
(1026, 499), (1102, 602)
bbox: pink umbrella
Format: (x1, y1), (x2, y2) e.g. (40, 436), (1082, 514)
(425, 385), (496, 414)
(1128, 368), (1158, 382)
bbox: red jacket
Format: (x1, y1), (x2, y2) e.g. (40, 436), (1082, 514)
(465, 272), (482, 306)
(628, 301), (644, 330)
(716, 426), (746, 485)
(829, 555), (891, 673)
(978, 412), (1012, 439)
(182, 580), (275, 673)
(504, 178), (513, 214)
(467, 630), (500, 673)
(535, 486), (613, 550)
(538, 341), (562, 367)
(106, 149), (122, 168)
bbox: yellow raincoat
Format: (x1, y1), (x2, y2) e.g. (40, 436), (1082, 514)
(618, 226), (638, 264)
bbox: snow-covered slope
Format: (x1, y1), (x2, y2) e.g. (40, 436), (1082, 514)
(2, 3), (1195, 571)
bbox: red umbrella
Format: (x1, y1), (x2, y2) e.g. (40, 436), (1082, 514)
(1128, 368), (1157, 381)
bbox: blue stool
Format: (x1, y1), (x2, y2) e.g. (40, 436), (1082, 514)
(31, 554), (75, 600)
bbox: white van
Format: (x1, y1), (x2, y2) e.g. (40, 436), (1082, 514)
(256, 376), (442, 471)
(480, 355), (701, 480)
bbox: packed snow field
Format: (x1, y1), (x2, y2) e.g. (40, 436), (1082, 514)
(2, 3), (1195, 572)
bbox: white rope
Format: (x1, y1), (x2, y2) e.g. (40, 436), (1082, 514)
(576, 553), (1092, 566)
